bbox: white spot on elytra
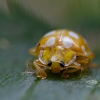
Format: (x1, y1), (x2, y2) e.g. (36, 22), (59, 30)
(44, 30), (55, 37)
(68, 31), (79, 39)
(81, 45), (87, 55)
(62, 37), (73, 48)
(45, 37), (55, 46)
(82, 45), (85, 52)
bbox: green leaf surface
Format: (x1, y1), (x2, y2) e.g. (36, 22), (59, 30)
(0, 1), (100, 100)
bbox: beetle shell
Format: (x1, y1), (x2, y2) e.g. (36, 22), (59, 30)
(33, 30), (93, 58)
(28, 29), (94, 79)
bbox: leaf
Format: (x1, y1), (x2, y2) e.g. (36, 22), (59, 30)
(0, 1), (100, 100)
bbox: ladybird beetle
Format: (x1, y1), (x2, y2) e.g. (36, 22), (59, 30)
(28, 29), (94, 79)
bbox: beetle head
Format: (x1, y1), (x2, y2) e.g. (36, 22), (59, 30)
(38, 46), (76, 73)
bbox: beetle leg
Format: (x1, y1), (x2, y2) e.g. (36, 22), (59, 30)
(61, 69), (69, 78)
(24, 63), (34, 74)
(76, 56), (90, 66)
(67, 62), (83, 73)
(25, 63), (33, 74)
(33, 60), (47, 79)
(62, 62), (83, 78)
(75, 56), (92, 71)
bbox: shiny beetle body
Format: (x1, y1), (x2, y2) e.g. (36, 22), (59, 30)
(28, 29), (94, 79)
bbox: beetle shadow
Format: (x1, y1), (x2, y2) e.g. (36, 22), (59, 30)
(42, 70), (93, 81)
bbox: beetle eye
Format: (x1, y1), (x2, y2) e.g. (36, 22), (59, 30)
(60, 61), (64, 68)
(47, 61), (52, 67)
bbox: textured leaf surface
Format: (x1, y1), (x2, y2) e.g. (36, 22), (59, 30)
(0, 1), (100, 100)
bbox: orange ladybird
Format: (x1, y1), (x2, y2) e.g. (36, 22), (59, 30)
(28, 29), (94, 79)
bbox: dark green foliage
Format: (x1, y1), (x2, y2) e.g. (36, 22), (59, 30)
(0, 1), (100, 100)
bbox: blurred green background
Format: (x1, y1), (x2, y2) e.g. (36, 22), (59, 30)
(0, 0), (100, 100)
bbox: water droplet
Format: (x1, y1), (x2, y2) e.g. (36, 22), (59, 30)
(86, 80), (98, 88)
